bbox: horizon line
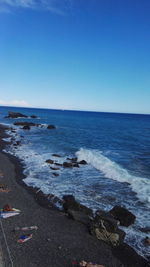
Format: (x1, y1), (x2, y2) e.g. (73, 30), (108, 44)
(0, 105), (150, 116)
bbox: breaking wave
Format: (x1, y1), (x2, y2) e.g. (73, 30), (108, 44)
(76, 148), (150, 205)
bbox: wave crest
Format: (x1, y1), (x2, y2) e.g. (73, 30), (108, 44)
(76, 148), (150, 204)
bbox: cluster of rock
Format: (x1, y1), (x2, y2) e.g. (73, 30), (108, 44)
(45, 155), (87, 177)
(46, 155), (87, 167)
(35, 190), (63, 209)
(62, 195), (136, 247)
(4, 112), (56, 130)
(13, 121), (56, 130)
(5, 111), (37, 119)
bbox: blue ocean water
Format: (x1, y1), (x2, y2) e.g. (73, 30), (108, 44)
(0, 106), (150, 258)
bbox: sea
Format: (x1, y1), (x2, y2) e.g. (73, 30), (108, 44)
(0, 106), (149, 259)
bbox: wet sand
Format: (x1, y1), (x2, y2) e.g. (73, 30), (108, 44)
(0, 125), (149, 267)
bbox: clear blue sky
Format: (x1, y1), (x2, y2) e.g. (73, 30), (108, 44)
(0, 0), (150, 114)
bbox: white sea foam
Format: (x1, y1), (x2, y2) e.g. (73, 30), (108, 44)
(76, 148), (150, 205)
(123, 226), (150, 259)
(2, 137), (12, 142)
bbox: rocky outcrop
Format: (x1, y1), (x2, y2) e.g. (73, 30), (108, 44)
(5, 111), (28, 118)
(50, 167), (60, 170)
(63, 162), (74, 168)
(52, 154), (61, 157)
(13, 122), (56, 130)
(5, 111), (37, 119)
(90, 210), (126, 246)
(67, 157), (78, 162)
(22, 125), (30, 130)
(47, 125), (56, 129)
(78, 160), (87, 165)
(63, 161), (79, 168)
(35, 190), (62, 209)
(94, 210), (120, 232)
(46, 159), (54, 164)
(58, 157), (87, 169)
(52, 172), (59, 177)
(63, 195), (93, 217)
(109, 205), (136, 227)
(13, 141), (21, 147)
(63, 197), (126, 247)
(73, 163), (80, 167)
(30, 115), (37, 118)
(55, 163), (63, 166)
(14, 122), (39, 127)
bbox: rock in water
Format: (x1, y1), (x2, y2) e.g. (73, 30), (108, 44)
(30, 115), (37, 118)
(63, 162), (73, 168)
(46, 159), (54, 164)
(47, 125), (56, 129)
(109, 205), (136, 227)
(14, 122), (38, 126)
(52, 154), (61, 157)
(5, 111), (28, 118)
(22, 125), (30, 130)
(78, 160), (87, 165)
(5, 111), (37, 119)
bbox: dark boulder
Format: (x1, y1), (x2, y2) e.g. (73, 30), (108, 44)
(22, 125), (30, 130)
(89, 209), (126, 246)
(67, 157), (78, 162)
(55, 163), (63, 166)
(73, 163), (80, 168)
(63, 162), (73, 168)
(5, 111), (28, 118)
(78, 160), (87, 165)
(94, 210), (120, 232)
(14, 122), (38, 127)
(109, 205), (136, 227)
(5, 111), (38, 119)
(35, 191), (62, 210)
(50, 167), (60, 170)
(52, 154), (61, 157)
(46, 159), (54, 164)
(62, 195), (93, 217)
(13, 143), (17, 147)
(47, 125), (56, 129)
(115, 228), (126, 244)
(63, 161), (80, 168)
(13, 141), (21, 147)
(52, 172), (59, 177)
(16, 141), (21, 146)
(30, 115), (37, 118)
